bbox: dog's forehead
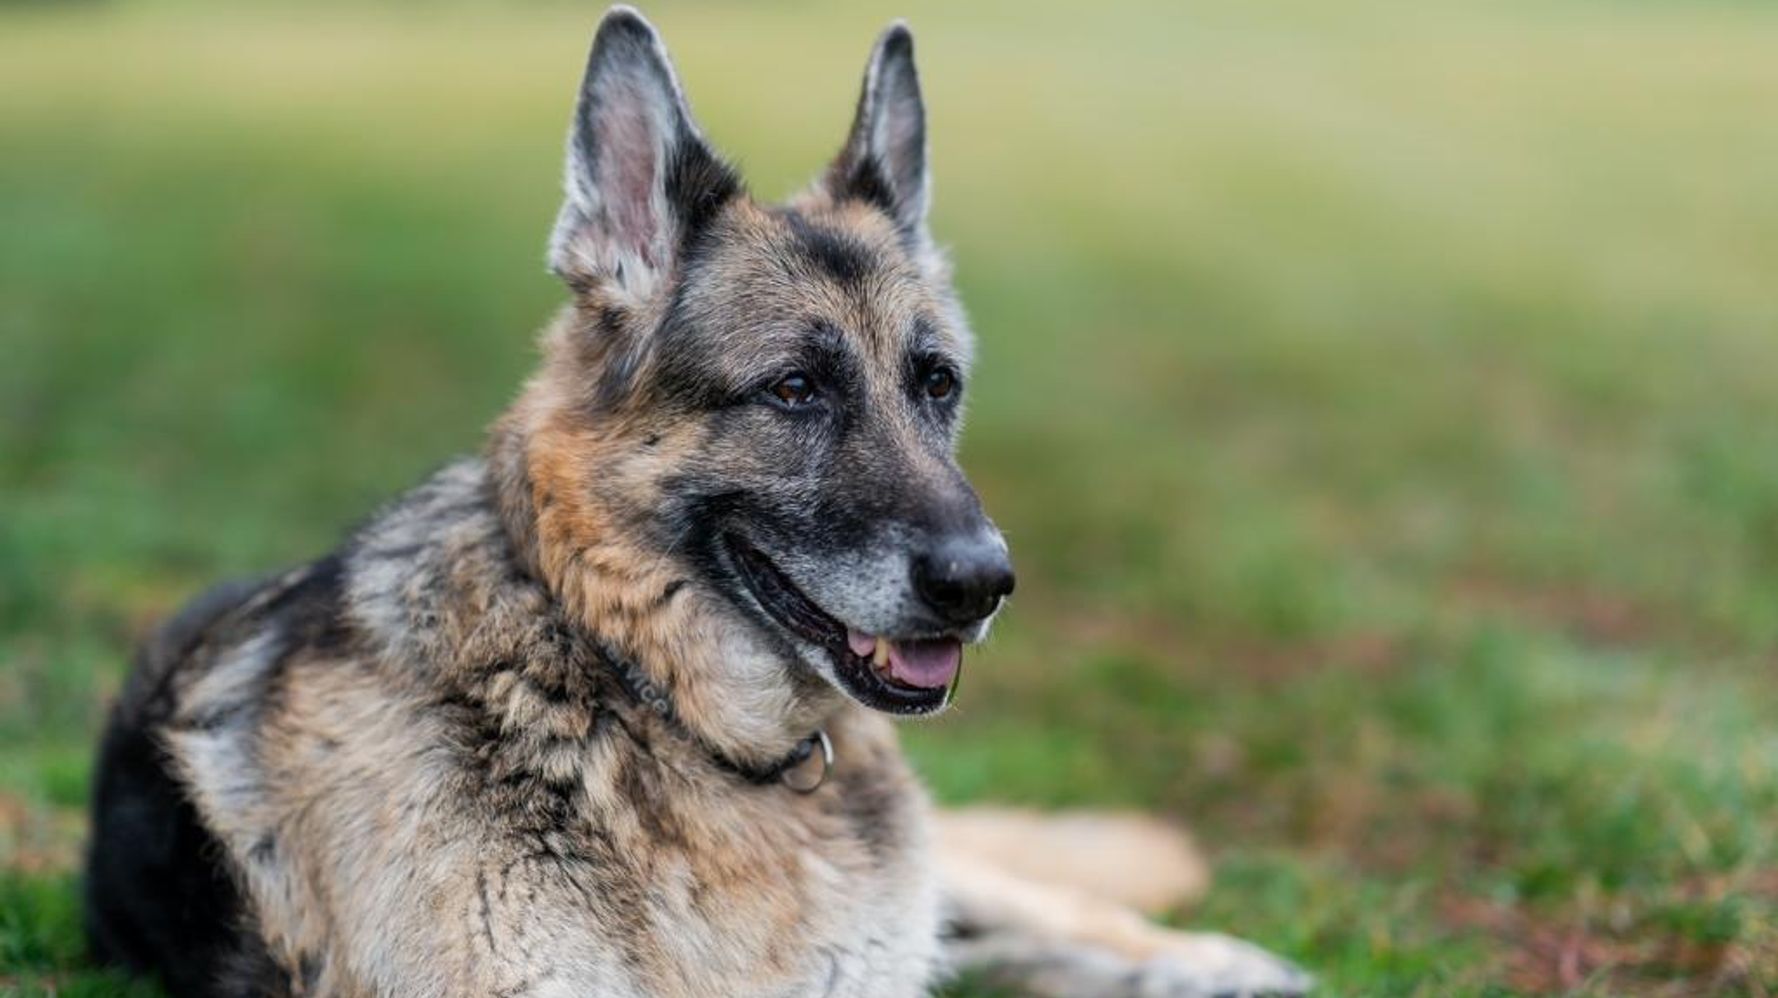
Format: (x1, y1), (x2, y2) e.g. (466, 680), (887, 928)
(681, 200), (966, 363)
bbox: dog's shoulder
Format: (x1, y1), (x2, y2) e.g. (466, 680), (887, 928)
(124, 459), (480, 720)
(119, 574), (267, 720)
(338, 456), (550, 671)
(157, 456), (576, 763)
(116, 552), (347, 734)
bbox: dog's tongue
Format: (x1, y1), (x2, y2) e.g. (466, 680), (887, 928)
(847, 629), (962, 689)
(887, 637), (962, 689)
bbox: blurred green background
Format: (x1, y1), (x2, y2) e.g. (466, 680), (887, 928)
(4, 0), (1778, 994)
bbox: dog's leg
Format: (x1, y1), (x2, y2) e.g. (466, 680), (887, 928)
(934, 808), (1311, 997)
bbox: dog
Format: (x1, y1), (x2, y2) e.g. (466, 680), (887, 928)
(83, 8), (1311, 996)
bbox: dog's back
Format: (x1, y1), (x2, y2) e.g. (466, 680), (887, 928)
(87, 574), (295, 995)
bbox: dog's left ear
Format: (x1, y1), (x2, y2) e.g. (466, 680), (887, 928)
(548, 6), (741, 299)
(826, 22), (930, 249)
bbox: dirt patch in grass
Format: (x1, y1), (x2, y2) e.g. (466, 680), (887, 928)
(1439, 883), (1778, 997)
(0, 794), (82, 876)
(1035, 597), (1410, 686)
(1450, 575), (1724, 655)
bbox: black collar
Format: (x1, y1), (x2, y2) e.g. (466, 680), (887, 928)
(597, 641), (832, 792)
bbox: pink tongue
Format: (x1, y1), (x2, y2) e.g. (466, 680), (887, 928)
(886, 637), (962, 690)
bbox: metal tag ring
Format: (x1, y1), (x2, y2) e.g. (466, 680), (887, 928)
(781, 730), (833, 794)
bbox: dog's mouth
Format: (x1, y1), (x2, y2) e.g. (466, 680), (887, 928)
(724, 534), (960, 715)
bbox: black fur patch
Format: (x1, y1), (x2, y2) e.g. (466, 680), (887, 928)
(782, 209), (876, 288)
(644, 293), (746, 414)
(828, 154), (898, 224)
(270, 554), (352, 656)
(666, 138), (742, 259)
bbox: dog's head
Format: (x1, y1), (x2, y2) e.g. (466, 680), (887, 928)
(512, 7), (1010, 721)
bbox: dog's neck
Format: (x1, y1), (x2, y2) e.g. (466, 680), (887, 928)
(486, 333), (845, 770)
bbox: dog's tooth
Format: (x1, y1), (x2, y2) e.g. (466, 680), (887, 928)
(873, 639), (892, 669)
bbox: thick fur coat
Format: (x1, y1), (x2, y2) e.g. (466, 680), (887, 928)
(85, 8), (1310, 996)
(92, 460), (941, 995)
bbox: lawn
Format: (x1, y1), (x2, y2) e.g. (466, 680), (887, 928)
(4, 0), (1778, 994)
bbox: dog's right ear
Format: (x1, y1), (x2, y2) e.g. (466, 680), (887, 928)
(548, 6), (740, 300)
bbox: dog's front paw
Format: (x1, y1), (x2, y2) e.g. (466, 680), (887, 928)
(948, 930), (1310, 998)
(1135, 931), (1312, 997)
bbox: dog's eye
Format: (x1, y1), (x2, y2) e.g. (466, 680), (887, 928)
(923, 366), (958, 401)
(769, 373), (818, 408)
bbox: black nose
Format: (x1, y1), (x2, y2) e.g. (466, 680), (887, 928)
(912, 534), (1016, 626)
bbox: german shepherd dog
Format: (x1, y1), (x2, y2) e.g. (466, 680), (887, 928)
(84, 8), (1310, 996)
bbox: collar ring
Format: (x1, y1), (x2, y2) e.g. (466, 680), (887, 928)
(780, 729), (833, 794)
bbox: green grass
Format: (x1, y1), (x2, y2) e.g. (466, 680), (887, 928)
(4, 1), (1778, 994)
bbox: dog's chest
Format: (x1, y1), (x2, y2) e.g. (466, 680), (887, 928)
(472, 761), (945, 998)
(642, 820), (940, 997)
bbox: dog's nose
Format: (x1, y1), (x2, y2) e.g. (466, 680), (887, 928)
(912, 533), (1015, 626)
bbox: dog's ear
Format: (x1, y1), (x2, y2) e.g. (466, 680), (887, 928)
(826, 22), (930, 248)
(548, 6), (741, 299)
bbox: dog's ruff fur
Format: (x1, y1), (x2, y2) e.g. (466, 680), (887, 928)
(84, 8), (1309, 996)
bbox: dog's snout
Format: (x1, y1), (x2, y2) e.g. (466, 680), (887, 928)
(912, 533), (1015, 626)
